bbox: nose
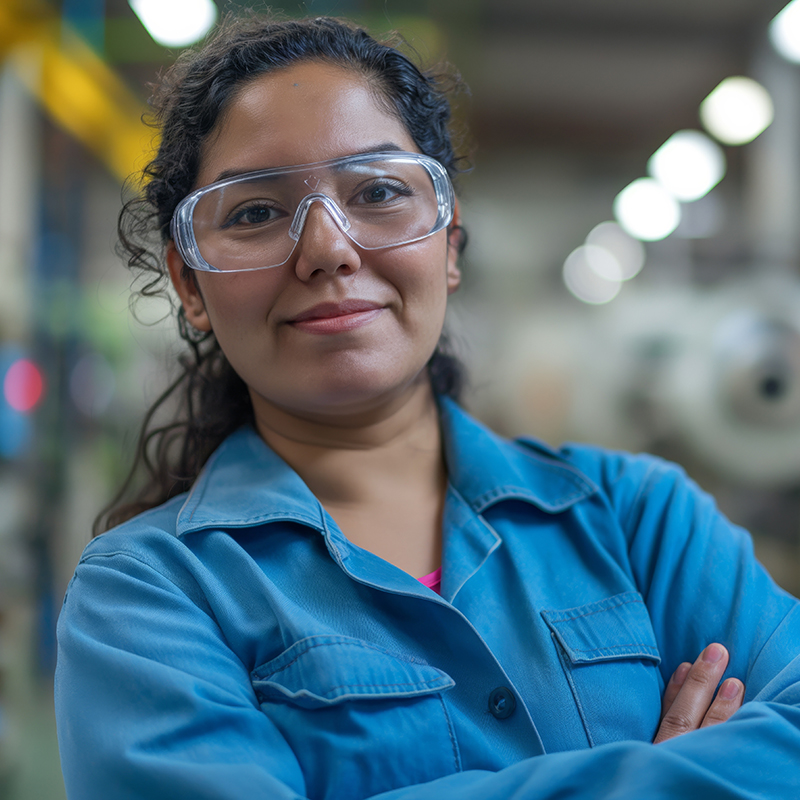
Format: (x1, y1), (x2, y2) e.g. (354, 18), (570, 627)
(290, 194), (362, 281)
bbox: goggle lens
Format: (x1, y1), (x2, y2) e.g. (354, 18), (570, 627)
(172, 153), (453, 272)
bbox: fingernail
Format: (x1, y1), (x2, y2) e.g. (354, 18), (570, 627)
(720, 679), (741, 700)
(702, 644), (724, 664)
(673, 662), (690, 685)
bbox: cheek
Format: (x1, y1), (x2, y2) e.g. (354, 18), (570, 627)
(400, 248), (451, 331)
(198, 274), (282, 335)
(388, 236), (451, 303)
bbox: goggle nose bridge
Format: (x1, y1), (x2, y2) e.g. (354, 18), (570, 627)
(288, 193), (352, 242)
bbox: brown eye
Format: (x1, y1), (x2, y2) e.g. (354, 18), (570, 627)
(356, 180), (412, 205)
(224, 203), (282, 228)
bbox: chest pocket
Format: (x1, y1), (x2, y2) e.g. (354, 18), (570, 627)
(541, 592), (663, 746)
(251, 635), (459, 800)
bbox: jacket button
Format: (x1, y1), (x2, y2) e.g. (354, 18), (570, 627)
(488, 686), (516, 719)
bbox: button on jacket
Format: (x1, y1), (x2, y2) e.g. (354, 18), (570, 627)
(55, 398), (800, 799)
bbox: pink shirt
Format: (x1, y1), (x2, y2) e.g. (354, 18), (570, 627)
(418, 567), (442, 594)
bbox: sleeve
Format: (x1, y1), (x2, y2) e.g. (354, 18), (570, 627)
(55, 551), (308, 800)
(56, 462), (800, 800)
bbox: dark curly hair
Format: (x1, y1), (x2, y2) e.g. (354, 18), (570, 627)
(97, 14), (470, 534)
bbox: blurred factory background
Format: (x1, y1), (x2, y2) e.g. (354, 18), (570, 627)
(2, 0), (800, 796)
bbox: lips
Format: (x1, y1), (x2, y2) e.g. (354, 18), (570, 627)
(289, 300), (384, 323)
(287, 300), (385, 334)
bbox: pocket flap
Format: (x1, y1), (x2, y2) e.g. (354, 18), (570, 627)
(541, 592), (661, 665)
(251, 635), (455, 708)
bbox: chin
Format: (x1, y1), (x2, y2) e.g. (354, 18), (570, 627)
(272, 366), (433, 420)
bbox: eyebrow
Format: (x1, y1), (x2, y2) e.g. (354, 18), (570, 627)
(210, 143), (406, 184)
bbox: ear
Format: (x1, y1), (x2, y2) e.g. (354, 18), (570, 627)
(446, 199), (463, 296)
(167, 242), (212, 332)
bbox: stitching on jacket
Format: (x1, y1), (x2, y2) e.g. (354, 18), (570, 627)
(75, 550), (232, 651)
(565, 643), (659, 655)
(544, 595), (644, 623)
(260, 676), (450, 697)
(438, 694), (462, 772)
(473, 484), (588, 513)
(552, 632), (594, 748)
(183, 511), (323, 533)
(257, 638), (433, 680)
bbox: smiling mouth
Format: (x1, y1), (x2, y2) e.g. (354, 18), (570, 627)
(288, 301), (385, 334)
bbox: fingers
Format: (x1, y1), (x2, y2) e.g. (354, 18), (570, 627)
(661, 661), (691, 717)
(654, 643), (732, 744)
(700, 677), (744, 729)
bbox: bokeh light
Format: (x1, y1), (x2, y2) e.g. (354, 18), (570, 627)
(69, 353), (116, 418)
(699, 77), (774, 146)
(613, 178), (681, 241)
(3, 358), (44, 413)
(563, 245), (622, 304)
(129, 0), (218, 47)
(585, 221), (646, 280)
(648, 130), (726, 202)
(770, 0), (800, 63)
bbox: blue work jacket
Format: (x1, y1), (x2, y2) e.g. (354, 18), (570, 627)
(55, 398), (800, 799)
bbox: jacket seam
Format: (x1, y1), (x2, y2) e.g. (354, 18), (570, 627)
(257, 639), (434, 680)
(543, 596), (644, 623)
(75, 549), (241, 668)
(622, 461), (661, 539)
(260, 676), (450, 695)
(438, 694), (463, 772)
(564, 644), (660, 655)
(552, 632), (595, 748)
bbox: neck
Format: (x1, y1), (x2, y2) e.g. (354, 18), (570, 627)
(253, 381), (448, 576)
(254, 379), (443, 499)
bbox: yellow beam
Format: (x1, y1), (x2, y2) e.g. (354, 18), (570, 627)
(1, 4), (155, 183)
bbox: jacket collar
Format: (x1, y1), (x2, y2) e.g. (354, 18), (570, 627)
(175, 397), (596, 538)
(439, 397), (596, 513)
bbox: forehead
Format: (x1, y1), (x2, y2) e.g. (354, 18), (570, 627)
(196, 61), (418, 187)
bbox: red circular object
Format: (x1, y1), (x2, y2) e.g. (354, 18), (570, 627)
(4, 359), (45, 412)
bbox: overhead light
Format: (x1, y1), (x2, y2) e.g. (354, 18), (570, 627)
(700, 77), (774, 146)
(770, 0), (800, 63)
(648, 130), (726, 202)
(613, 178), (681, 242)
(585, 221), (646, 280)
(129, 0), (218, 47)
(563, 246), (622, 305)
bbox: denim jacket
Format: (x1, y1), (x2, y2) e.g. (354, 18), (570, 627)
(55, 398), (800, 799)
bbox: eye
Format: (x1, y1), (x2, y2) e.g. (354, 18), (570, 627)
(355, 180), (413, 205)
(223, 202), (283, 229)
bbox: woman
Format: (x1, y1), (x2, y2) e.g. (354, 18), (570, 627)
(55, 15), (800, 800)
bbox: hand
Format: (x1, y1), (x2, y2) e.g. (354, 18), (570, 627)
(654, 643), (744, 744)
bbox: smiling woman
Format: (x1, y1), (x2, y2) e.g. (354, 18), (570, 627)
(54, 14), (800, 800)
(169, 64), (459, 426)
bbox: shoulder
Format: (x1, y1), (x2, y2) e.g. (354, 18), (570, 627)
(82, 493), (188, 564)
(67, 493), (218, 612)
(514, 435), (695, 512)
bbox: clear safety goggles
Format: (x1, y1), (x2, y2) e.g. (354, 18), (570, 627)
(170, 151), (455, 273)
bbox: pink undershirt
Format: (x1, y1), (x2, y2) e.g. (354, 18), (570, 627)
(418, 567), (442, 594)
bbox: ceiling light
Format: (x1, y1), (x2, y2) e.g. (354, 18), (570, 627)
(699, 77), (774, 146)
(563, 246), (622, 305)
(648, 130), (726, 202)
(129, 0), (218, 48)
(770, 0), (800, 63)
(613, 178), (681, 242)
(585, 221), (646, 280)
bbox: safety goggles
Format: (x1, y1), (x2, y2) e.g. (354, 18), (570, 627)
(170, 151), (455, 273)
